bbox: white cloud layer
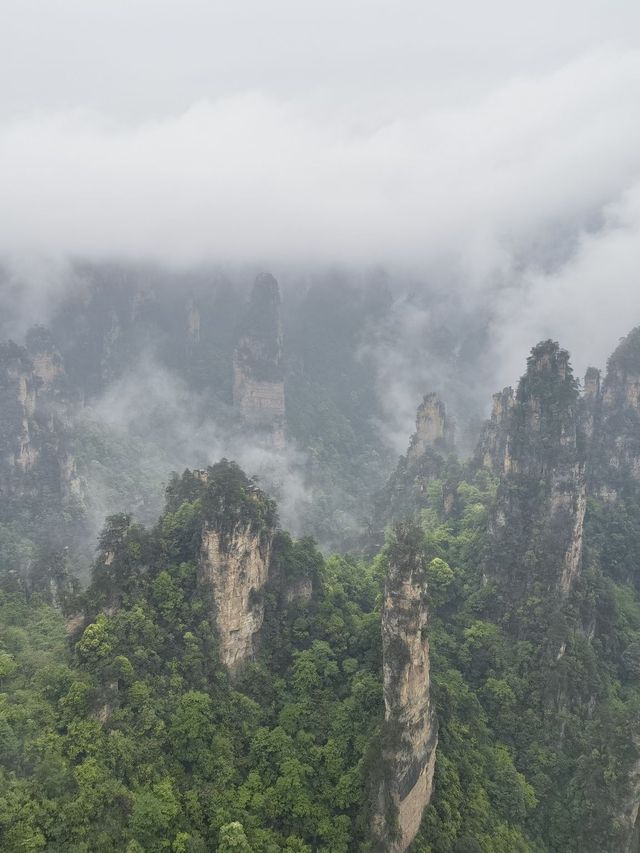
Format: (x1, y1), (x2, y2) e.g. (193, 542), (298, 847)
(2, 0), (640, 433)
(1, 48), (640, 276)
(492, 183), (640, 386)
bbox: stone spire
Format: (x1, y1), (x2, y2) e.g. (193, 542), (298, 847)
(233, 273), (286, 448)
(479, 341), (586, 596)
(373, 521), (438, 852)
(406, 393), (455, 464)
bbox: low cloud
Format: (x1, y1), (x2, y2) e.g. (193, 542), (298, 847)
(75, 353), (313, 540)
(1, 49), (639, 280)
(491, 182), (640, 387)
(2, 16), (640, 468)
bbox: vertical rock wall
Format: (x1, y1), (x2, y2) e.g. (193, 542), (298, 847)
(475, 386), (516, 473)
(618, 738), (640, 853)
(479, 341), (587, 596)
(233, 273), (286, 448)
(373, 393), (456, 541)
(193, 463), (279, 673)
(199, 520), (273, 671)
(589, 328), (640, 497)
(374, 522), (438, 852)
(406, 392), (455, 464)
(0, 335), (80, 504)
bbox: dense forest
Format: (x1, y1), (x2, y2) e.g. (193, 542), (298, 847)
(4, 0), (640, 848)
(2, 272), (640, 851)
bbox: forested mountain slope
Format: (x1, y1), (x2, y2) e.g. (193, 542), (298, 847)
(2, 329), (640, 851)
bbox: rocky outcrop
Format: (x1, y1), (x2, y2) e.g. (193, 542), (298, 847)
(233, 274), (286, 448)
(584, 366), (601, 400)
(479, 341), (587, 596)
(588, 328), (640, 499)
(475, 335), (640, 846)
(0, 342), (39, 481)
(200, 520), (273, 671)
(166, 463), (316, 673)
(0, 332), (80, 506)
(580, 366), (602, 447)
(618, 738), (640, 853)
(192, 462), (278, 672)
(284, 576), (313, 605)
(475, 387), (516, 473)
(406, 393), (455, 465)
(372, 395), (456, 545)
(373, 521), (437, 852)
(0, 332), (83, 602)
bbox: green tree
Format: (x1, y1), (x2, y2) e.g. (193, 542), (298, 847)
(218, 822), (253, 853)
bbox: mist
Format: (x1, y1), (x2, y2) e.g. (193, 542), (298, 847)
(4, 8), (640, 847)
(2, 1), (640, 527)
(74, 353), (314, 543)
(2, 49), (640, 272)
(1, 52), (639, 393)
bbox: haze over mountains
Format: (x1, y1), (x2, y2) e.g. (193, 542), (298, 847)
(2, 2), (640, 386)
(2, 3), (640, 851)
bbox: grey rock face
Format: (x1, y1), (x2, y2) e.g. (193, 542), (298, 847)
(233, 273), (286, 448)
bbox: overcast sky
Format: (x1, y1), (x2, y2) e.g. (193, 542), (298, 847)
(2, 1), (639, 121)
(2, 0), (640, 379)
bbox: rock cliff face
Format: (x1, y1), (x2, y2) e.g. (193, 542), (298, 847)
(192, 462), (294, 673)
(233, 274), (286, 448)
(374, 522), (437, 852)
(583, 365), (601, 400)
(618, 739), (640, 853)
(476, 331), (640, 598)
(0, 332), (80, 506)
(200, 520), (273, 671)
(194, 466), (277, 672)
(479, 341), (587, 596)
(406, 393), (455, 465)
(588, 327), (640, 499)
(283, 576), (313, 604)
(0, 331), (82, 602)
(580, 366), (602, 450)
(475, 387), (516, 473)
(0, 342), (40, 484)
(475, 334), (640, 847)
(373, 394), (455, 543)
